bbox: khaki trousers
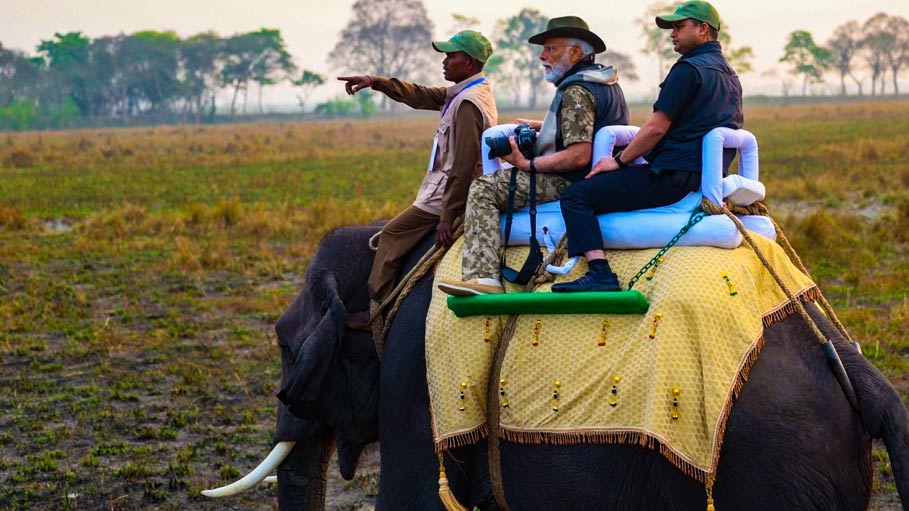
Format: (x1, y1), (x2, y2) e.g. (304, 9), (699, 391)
(368, 206), (439, 302)
(462, 170), (570, 281)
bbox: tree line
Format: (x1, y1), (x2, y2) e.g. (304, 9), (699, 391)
(0, 28), (300, 130)
(777, 12), (909, 97)
(0, 1), (906, 130)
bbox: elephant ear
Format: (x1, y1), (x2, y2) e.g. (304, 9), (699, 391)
(277, 273), (346, 404)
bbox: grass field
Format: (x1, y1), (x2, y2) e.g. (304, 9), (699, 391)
(1, 101), (908, 510)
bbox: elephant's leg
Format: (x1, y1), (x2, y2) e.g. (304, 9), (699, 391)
(277, 422), (334, 511)
(377, 276), (496, 510)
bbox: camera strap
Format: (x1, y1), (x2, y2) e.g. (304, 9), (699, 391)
(501, 167), (518, 248)
(501, 165), (543, 285)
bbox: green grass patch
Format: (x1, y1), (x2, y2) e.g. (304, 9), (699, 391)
(1, 104), (908, 509)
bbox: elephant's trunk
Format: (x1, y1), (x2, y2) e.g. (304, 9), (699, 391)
(201, 441), (295, 497)
(278, 424), (335, 511)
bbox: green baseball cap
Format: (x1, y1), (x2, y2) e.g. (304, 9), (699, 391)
(655, 0), (722, 31)
(432, 30), (493, 63)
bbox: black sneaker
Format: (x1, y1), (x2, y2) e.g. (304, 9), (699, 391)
(551, 271), (622, 293)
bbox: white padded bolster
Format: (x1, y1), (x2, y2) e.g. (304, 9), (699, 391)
(702, 127), (760, 205)
(592, 125), (647, 166)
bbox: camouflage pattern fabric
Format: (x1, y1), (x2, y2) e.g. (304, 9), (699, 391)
(461, 84), (595, 280)
(559, 85), (596, 146)
(462, 170), (570, 280)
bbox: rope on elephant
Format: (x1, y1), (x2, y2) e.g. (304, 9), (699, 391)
(527, 232), (570, 288)
(486, 307), (519, 511)
(700, 197), (859, 410)
(748, 201), (855, 346)
(482, 235), (564, 511)
(370, 219), (465, 357)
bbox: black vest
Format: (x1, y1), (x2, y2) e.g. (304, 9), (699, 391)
(555, 61), (630, 182)
(649, 41), (743, 180)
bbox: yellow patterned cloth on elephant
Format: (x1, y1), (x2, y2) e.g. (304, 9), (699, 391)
(425, 233), (819, 481)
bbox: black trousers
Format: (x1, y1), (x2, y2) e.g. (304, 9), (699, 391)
(560, 165), (692, 257)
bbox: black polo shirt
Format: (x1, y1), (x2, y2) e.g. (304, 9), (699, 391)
(646, 41), (743, 175)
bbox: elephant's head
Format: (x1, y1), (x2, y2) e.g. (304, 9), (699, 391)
(203, 226), (381, 503)
(275, 262), (380, 479)
(275, 226), (382, 480)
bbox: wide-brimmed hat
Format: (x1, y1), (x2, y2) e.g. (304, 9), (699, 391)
(528, 16), (606, 54)
(432, 30), (493, 63)
(655, 0), (722, 31)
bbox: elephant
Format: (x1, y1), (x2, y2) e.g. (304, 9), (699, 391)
(207, 224), (909, 510)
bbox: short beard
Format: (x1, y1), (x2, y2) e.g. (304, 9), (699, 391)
(544, 62), (569, 83)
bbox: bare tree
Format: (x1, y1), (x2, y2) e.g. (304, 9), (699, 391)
(883, 15), (909, 95)
(329, 0), (435, 110)
(827, 21), (864, 96)
(861, 13), (892, 96)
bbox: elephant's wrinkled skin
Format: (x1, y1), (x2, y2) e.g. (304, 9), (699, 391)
(274, 225), (909, 510)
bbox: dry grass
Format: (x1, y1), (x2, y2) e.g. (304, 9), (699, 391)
(1, 101), (908, 510)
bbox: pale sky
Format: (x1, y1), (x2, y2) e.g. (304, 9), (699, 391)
(2, 0), (907, 107)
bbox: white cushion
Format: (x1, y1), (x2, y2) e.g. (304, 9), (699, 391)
(501, 195), (776, 250)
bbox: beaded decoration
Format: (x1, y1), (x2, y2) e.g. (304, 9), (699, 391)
(649, 312), (663, 339)
(609, 375), (621, 407)
(598, 319), (610, 347)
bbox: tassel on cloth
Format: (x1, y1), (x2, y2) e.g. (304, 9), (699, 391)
(706, 481), (716, 511)
(438, 452), (469, 511)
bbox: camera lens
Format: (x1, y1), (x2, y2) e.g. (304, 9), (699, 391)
(485, 135), (513, 159)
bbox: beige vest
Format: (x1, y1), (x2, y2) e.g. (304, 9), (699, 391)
(413, 73), (497, 215)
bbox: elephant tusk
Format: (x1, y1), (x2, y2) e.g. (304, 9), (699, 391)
(201, 441), (296, 497)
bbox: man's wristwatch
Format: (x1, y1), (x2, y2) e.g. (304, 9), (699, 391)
(615, 151), (628, 168)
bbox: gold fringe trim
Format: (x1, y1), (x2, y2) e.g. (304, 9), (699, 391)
(495, 293), (801, 485)
(434, 424), (488, 453)
(761, 286), (820, 328)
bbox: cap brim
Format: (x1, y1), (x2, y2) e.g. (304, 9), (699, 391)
(528, 28), (606, 54)
(655, 14), (687, 29)
(432, 40), (460, 53)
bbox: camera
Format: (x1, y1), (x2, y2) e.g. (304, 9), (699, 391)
(485, 124), (537, 161)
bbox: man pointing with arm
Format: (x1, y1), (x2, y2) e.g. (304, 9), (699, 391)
(338, 31), (497, 327)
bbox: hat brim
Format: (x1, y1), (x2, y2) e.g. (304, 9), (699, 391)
(655, 14), (688, 29)
(432, 40), (460, 53)
(528, 27), (606, 54)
